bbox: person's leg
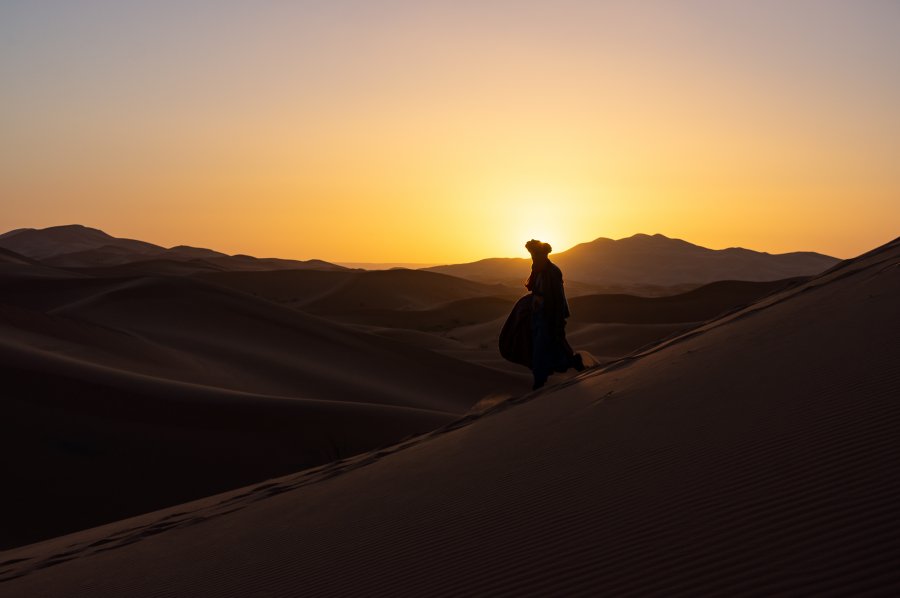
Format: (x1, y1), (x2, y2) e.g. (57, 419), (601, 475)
(572, 352), (585, 371)
(551, 325), (582, 373)
(560, 324), (585, 371)
(531, 313), (550, 390)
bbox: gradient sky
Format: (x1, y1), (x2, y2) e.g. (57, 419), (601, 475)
(2, 1), (898, 262)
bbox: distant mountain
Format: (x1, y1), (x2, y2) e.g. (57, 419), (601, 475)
(0, 225), (347, 272)
(0, 224), (162, 260)
(0, 227), (840, 283)
(425, 233), (839, 287)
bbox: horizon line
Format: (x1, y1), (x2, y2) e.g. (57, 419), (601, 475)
(0, 223), (862, 263)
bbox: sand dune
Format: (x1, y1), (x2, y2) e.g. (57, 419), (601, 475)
(198, 255), (347, 272)
(0, 351), (453, 551)
(568, 278), (803, 324)
(2, 237), (894, 595)
(42, 244), (170, 268)
(0, 248), (82, 278)
(198, 268), (517, 312)
(566, 321), (697, 362)
(0, 247), (41, 266)
(325, 278), (798, 331)
(322, 296), (514, 330)
(0, 271), (521, 549)
(320, 279), (802, 372)
(62, 257), (228, 277)
(0, 273), (523, 408)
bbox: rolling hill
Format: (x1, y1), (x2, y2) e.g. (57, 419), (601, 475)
(426, 233), (839, 287)
(0, 269), (521, 549)
(0, 225), (346, 272)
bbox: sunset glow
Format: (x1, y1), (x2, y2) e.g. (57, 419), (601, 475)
(2, 1), (898, 262)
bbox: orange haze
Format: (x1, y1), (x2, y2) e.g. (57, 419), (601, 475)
(2, 2), (898, 262)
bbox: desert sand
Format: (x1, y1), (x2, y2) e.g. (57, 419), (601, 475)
(0, 266), (523, 549)
(1, 237), (896, 596)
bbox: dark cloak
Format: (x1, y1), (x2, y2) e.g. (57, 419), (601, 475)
(499, 260), (575, 371)
(499, 294), (534, 367)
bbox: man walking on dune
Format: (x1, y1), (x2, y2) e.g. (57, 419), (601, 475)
(500, 239), (584, 389)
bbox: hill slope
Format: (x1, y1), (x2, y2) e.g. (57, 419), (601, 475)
(0, 271), (520, 549)
(0, 225), (346, 272)
(0, 225), (163, 260)
(0, 247), (81, 278)
(196, 268), (518, 313)
(2, 238), (896, 594)
(427, 233), (839, 287)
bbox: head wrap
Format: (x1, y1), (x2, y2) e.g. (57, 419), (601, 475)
(525, 239), (552, 256)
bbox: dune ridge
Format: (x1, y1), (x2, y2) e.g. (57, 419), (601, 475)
(196, 268), (517, 312)
(0, 247), (82, 278)
(2, 237), (896, 595)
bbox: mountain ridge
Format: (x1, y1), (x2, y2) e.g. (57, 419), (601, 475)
(0, 225), (347, 272)
(0, 225), (841, 285)
(426, 232), (839, 286)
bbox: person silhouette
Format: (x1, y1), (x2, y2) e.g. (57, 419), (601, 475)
(499, 239), (585, 389)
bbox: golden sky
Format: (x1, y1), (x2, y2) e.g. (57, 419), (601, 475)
(2, 1), (898, 262)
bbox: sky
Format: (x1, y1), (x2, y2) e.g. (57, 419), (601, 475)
(2, 0), (898, 262)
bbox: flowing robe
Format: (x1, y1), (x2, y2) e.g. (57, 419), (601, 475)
(499, 260), (575, 377)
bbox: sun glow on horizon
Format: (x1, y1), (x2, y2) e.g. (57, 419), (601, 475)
(461, 175), (613, 260)
(1, 2), (898, 262)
